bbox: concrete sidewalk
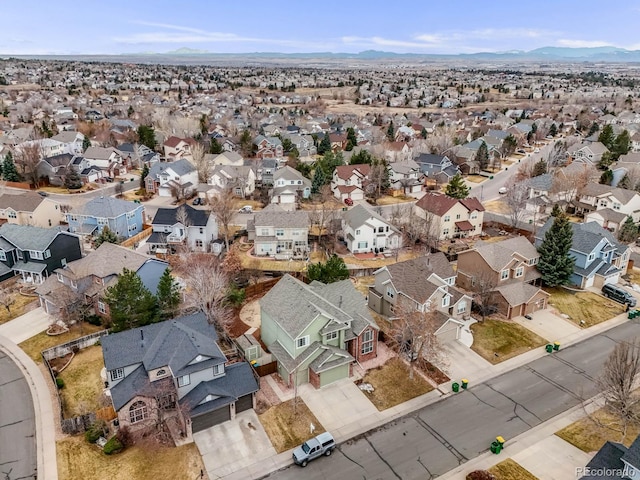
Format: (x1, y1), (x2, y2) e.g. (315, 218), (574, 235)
(0, 335), (58, 480)
(217, 310), (634, 480)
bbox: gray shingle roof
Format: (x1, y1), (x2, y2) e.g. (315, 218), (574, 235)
(253, 207), (309, 229)
(151, 204), (210, 227)
(473, 236), (538, 271)
(382, 253), (454, 305)
(528, 173), (553, 191)
(537, 219), (625, 257)
(70, 196), (140, 218)
(61, 242), (151, 279)
(494, 282), (547, 306)
(148, 158), (196, 180)
(0, 224), (66, 251)
(584, 441), (627, 479)
(344, 204), (399, 232)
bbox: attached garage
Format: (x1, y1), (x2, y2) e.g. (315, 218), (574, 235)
(235, 394), (253, 414)
(191, 405), (231, 433)
(319, 364), (349, 388)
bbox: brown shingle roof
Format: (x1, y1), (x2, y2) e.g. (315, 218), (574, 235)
(334, 164), (370, 181)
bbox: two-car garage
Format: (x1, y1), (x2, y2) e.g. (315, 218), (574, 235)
(191, 394), (255, 434)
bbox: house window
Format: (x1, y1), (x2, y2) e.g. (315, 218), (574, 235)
(588, 252), (596, 261)
(456, 214), (461, 220)
(613, 203), (621, 210)
(97, 218), (108, 225)
(528, 257), (539, 266)
(378, 227), (384, 233)
(212, 364), (223, 376)
(361, 329), (374, 355)
(7, 211), (16, 219)
(177, 374), (191, 387)
(357, 241), (368, 249)
(325, 331), (338, 341)
(386, 286), (394, 299)
(98, 301), (106, 314)
(30, 250), (43, 260)
(199, 228), (204, 234)
(276, 229), (284, 237)
(500, 269), (509, 280)
(515, 266), (524, 278)
(297, 336), (309, 349)
(457, 300), (467, 314)
(110, 368), (124, 381)
(195, 240), (203, 248)
(129, 401), (148, 424)
(355, 229), (361, 235)
(0, 251), (6, 261)
(442, 295), (450, 307)
(260, 228), (269, 236)
(471, 212), (478, 219)
(44, 249), (51, 259)
(56, 272), (64, 283)
(443, 229), (449, 236)
(444, 215), (450, 222)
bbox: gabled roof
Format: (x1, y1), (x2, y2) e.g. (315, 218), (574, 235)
(494, 282), (548, 306)
(152, 204), (210, 227)
(334, 164), (370, 180)
(344, 204), (398, 231)
(273, 165), (310, 184)
(0, 223), (68, 251)
(415, 153), (449, 165)
(581, 183), (638, 205)
(380, 253), (454, 304)
(148, 158), (196, 180)
(471, 236), (539, 271)
(536, 219), (627, 257)
(164, 136), (187, 148)
(70, 196), (140, 218)
(51, 131), (83, 143)
(415, 193), (484, 217)
(389, 159), (421, 174)
(58, 242), (151, 280)
(253, 206), (308, 229)
(41, 153), (75, 168)
(0, 192), (44, 212)
(84, 146), (118, 160)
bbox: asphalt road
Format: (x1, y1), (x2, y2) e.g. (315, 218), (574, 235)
(265, 318), (640, 480)
(0, 349), (36, 480)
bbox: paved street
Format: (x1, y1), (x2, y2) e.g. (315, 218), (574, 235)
(265, 318), (640, 480)
(0, 349), (36, 480)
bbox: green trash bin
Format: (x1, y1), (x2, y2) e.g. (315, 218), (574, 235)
(545, 344), (553, 353)
(461, 379), (469, 389)
(452, 382), (460, 393)
(490, 441), (502, 454)
(628, 310), (636, 319)
(553, 341), (560, 351)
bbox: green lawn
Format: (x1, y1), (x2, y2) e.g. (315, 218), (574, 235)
(471, 319), (547, 364)
(546, 287), (625, 327)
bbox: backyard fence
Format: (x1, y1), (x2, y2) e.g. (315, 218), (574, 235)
(252, 361), (278, 377)
(120, 225), (153, 248)
(41, 329), (110, 434)
(244, 278), (280, 297)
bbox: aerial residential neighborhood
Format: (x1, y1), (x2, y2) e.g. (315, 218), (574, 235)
(4, 4), (640, 480)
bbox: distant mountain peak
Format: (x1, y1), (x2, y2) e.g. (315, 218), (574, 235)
(164, 47), (211, 55)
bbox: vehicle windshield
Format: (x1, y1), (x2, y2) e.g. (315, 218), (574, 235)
(301, 442), (310, 453)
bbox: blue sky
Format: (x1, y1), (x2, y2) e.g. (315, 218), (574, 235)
(3, 0), (640, 55)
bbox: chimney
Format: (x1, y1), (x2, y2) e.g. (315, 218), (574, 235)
(339, 295), (343, 308)
(140, 329), (144, 348)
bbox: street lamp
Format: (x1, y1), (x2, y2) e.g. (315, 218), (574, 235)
(481, 184), (484, 201)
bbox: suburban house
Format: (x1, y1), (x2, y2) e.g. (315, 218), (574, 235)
(414, 153), (460, 182)
(66, 196), (145, 239)
(368, 253), (472, 343)
(147, 205), (218, 254)
(83, 146), (127, 177)
(0, 223), (82, 284)
(414, 193), (485, 240)
(102, 312), (259, 439)
(580, 432), (640, 480)
(0, 191), (63, 228)
(388, 160), (423, 195)
(568, 141), (609, 165)
(342, 204), (402, 254)
(211, 151), (244, 167)
(573, 183), (640, 231)
(525, 173), (555, 214)
(145, 159), (198, 197)
(50, 131), (86, 155)
(331, 164), (370, 201)
(163, 136), (194, 161)
(535, 220), (630, 289)
(36, 242), (167, 317)
(456, 236), (550, 319)
(270, 166), (311, 210)
(253, 135), (283, 159)
(37, 153), (77, 186)
(260, 274), (379, 388)
(257, 158), (277, 186)
(116, 143), (160, 168)
(207, 165), (256, 198)
(247, 205), (309, 259)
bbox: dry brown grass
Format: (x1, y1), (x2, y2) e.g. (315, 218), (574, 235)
(258, 399), (326, 453)
(374, 195), (414, 206)
(19, 323), (104, 362)
(58, 345), (105, 417)
(466, 175), (488, 184)
(625, 268), (640, 285)
(0, 295), (37, 325)
(546, 288), (625, 327)
(239, 248), (326, 272)
(359, 358), (433, 411)
(555, 408), (640, 453)
(56, 435), (205, 480)
(488, 459), (538, 480)
(471, 319), (547, 364)
(483, 199), (510, 214)
(342, 249), (422, 268)
(352, 276), (375, 297)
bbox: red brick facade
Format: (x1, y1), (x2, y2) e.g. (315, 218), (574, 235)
(348, 327), (378, 363)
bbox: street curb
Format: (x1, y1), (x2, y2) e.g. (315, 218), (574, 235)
(0, 335), (58, 480)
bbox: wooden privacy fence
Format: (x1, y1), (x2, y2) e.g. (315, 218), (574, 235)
(253, 361), (278, 377)
(41, 329), (109, 361)
(120, 225), (153, 248)
(245, 278), (280, 297)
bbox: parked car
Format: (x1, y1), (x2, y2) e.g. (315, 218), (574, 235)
(192, 197), (202, 206)
(104, 177), (114, 183)
(344, 198), (353, 206)
(498, 187), (507, 195)
(292, 432), (336, 467)
(534, 148), (540, 153)
(602, 284), (637, 307)
(37, 191), (49, 197)
(238, 205), (253, 213)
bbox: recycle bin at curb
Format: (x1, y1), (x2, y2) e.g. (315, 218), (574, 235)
(461, 379), (468, 389)
(553, 341), (560, 351)
(490, 441), (502, 454)
(452, 382), (459, 393)
(496, 436), (505, 446)
(545, 344), (553, 353)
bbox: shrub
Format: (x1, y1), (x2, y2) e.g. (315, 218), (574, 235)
(103, 436), (124, 455)
(115, 425), (133, 447)
(466, 471), (496, 480)
(86, 315), (102, 326)
(84, 427), (102, 444)
(226, 286), (246, 308)
(55, 378), (65, 389)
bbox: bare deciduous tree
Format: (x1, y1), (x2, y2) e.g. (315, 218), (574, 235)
(15, 142), (43, 186)
(389, 303), (448, 380)
(470, 270), (498, 322)
(0, 286), (16, 315)
(189, 143), (210, 183)
(209, 188), (236, 251)
(503, 177), (530, 228)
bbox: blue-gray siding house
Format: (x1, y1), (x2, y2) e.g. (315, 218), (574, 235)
(66, 196), (145, 239)
(535, 220), (630, 289)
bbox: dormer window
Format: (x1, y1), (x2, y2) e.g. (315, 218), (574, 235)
(0, 251), (6, 261)
(195, 355), (203, 363)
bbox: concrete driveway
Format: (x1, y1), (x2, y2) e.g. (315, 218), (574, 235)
(442, 340), (492, 384)
(0, 306), (52, 344)
(194, 409), (277, 479)
(514, 309), (581, 343)
(298, 378), (379, 439)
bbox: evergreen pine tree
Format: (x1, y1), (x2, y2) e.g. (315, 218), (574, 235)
(156, 268), (181, 320)
(2, 152), (19, 182)
(444, 173), (470, 199)
(549, 123), (558, 137)
(317, 134), (331, 155)
(550, 203), (563, 217)
(64, 167), (82, 190)
(139, 164), (149, 189)
(599, 169), (613, 185)
(532, 159), (547, 177)
(619, 173), (632, 190)
(476, 142), (490, 171)
(103, 268), (160, 332)
(613, 130), (631, 160)
(598, 124), (615, 150)
(311, 167), (326, 194)
(386, 122), (395, 141)
(94, 226), (119, 248)
(82, 135), (91, 152)
(537, 213), (575, 287)
(209, 138), (223, 154)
